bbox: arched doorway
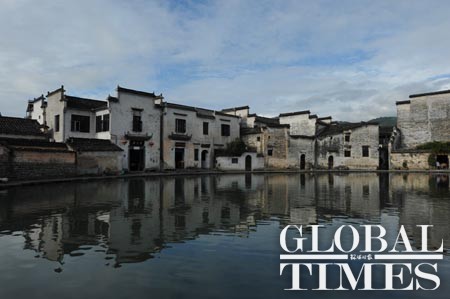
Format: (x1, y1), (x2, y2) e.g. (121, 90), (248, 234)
(201, 150), (208, 169)
(245, 155), (252, 171)
(328, 156), (334, 170)
(300, 154), (306, 170)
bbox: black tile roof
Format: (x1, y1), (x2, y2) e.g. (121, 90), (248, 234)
(0, 137), (70, 152)
(279, 110), (310, 117)
(317, 122), (378, 137)
(247, 114), (289, 128)
(117, 86), (162, 99)
(396, 100), (411, 105)
(165, 102), (240, 119)
(66, 138), (123, 152)
(0, 116), (44, 136)
(66, 96), (108, 111)
(409, 89), (450, 98)
(221, 105), (250, 112)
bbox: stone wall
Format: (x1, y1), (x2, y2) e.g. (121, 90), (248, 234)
(390, 151), (431, 170)
(397, 94), (450, 149)
(316, 125), (379, 170)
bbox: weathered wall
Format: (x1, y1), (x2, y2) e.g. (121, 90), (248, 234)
(279, 113), (316, 136)
(287, 137), (315, 169)
(242, 127), (290, 168)
(0, 147), (76, 180)
(316, 125), (379, 169)
(390, 151), (431, 170)
(76, 151), (122, 175)
(397, 94), (450, 149)
(162, 106), (240, 170)
(215, 153), (264, 171)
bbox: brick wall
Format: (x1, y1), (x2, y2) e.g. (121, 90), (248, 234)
(0, 147), (76, 180)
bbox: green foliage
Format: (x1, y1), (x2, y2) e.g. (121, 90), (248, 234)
(223, 138), (247, 156)
(428, 154), (436, 167)
(368, 116), (397, 127)
(416, 141), (450, 153)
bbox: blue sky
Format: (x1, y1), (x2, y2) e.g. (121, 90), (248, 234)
(1, 0), (450, 121)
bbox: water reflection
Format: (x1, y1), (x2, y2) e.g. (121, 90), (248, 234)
(0, 173), (448, 267)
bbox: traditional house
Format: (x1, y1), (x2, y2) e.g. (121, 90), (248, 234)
(223, 106), (292, 168)
(392, 89), (450, 170)
(26, 86), (162, 172)
(279, 111), (331, 170)
(315, 122), (379, 170)
(109, 87), (162, 171)
(160, 102), (240, 169)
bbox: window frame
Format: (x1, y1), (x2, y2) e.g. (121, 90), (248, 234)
(175, 118), (187, 134)
(221, 124), (230, 136)
(362, 146), (370, 157)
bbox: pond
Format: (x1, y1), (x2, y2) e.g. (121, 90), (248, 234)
(0, 173), (448, 298)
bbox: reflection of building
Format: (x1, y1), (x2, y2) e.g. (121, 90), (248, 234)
(1, 173), (448, 266)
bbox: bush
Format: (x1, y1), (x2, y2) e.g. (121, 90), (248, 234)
(428, 154), (436, 167)
(416, 141), (450, 153)
(221, 139), (247, 156)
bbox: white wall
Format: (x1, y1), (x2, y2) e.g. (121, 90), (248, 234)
(216, 153), (264, 171)
(110, 90), (161, 170)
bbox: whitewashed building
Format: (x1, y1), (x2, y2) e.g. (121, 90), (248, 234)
(160, 102), (240, 169)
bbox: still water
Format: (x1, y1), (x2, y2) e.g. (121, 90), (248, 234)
(0, 173), (448, 299)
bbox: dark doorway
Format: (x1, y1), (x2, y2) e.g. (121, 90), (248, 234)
(328, 156), (334, 170)
(129, 146), (145, 171)
(175, 148), (185, 169)
(300, 154), (306, 170)
(379, 148), (389, 170)
(245, 155), (252, 171)
(436, 155), (449, 169)
(201, 150), (208, 169)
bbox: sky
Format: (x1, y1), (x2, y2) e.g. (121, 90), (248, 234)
(1, 0), (450, 121)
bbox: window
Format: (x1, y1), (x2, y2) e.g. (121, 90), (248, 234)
(362, 146), (369, 157)
(344, 150), (351, 157)
(231, 158), (238, 164)
(132, 110), (142, 132)
(71, 114), (90, 132)
(268, 149), (273, 156)
(203, 122), (209, 135)
(96, 116), (102, 132)
(194, 149), (199, 161)
(221, 124), (230, 136)
(256, 136), (260, 141)
(96, 114), (110, 132)
(54, 115), (60, 132)
(175, 118), (186, 134)
(344, 134), (350, 142)
(103, 114), (110, 131)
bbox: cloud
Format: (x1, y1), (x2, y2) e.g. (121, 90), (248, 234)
(1, 0), (450, 121)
